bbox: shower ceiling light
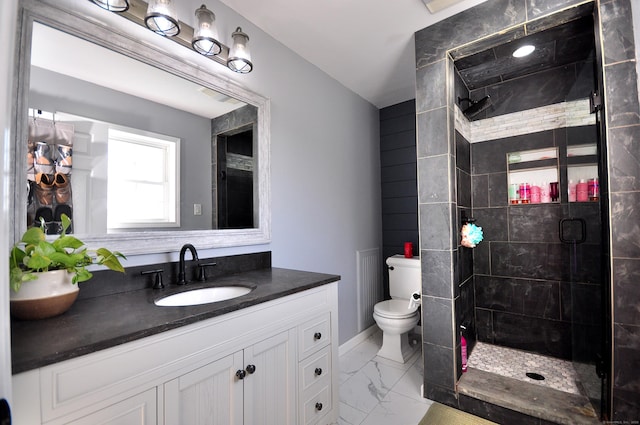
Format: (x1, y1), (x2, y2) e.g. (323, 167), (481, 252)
(87, 0), (253, 73)
(513, 44), (535, 58)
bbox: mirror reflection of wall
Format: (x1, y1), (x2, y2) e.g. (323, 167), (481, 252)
(27, 22), (258, 234)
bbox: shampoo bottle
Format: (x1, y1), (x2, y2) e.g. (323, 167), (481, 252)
(461, 325), (468, 373)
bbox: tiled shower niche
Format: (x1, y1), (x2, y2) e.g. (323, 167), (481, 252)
(507, 147), (559, 204)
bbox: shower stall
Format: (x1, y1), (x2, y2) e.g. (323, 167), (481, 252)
(415, 0), (640, 421)
(450, 6), (608, 424)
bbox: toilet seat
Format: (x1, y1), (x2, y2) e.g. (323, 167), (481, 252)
(374, 299), (418, 319)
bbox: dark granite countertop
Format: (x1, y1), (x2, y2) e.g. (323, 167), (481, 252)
(11, 267), (340, 374)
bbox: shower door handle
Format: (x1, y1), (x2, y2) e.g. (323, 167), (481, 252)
(559, 218), (586, 244)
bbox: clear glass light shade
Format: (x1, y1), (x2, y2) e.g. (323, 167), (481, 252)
(192, 5), (222, 56)
(227, 27), (253, 73)
(145, 0), (180, 37)
(90, 0), (130, 12)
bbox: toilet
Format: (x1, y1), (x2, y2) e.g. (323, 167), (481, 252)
(373, 255), (421, 363)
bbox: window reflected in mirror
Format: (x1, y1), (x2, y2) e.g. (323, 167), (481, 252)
(107, 128), (179, 229)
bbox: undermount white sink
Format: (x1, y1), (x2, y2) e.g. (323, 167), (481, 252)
(155, 286), (252, 307)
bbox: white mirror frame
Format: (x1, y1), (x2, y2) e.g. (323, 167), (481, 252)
(11, 0), (271, 255)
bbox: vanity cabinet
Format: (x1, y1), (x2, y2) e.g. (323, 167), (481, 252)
(12, 282), (339, 425)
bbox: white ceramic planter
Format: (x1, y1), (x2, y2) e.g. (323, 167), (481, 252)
(10, 270), (79, 320)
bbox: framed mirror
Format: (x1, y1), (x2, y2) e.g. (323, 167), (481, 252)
(12, 0), (271, 255)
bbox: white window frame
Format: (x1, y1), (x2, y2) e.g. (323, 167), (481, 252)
(107, 127), (180, 229)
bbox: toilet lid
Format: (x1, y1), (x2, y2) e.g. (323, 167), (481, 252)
(374, 299), (418, 318)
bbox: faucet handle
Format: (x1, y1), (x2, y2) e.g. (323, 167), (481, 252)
(196, 262), (217, 281)
(141, 269), (164, 289)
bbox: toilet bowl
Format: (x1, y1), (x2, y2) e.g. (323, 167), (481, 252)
(373, 300), (419, 363)
(373, 255), (421, 363)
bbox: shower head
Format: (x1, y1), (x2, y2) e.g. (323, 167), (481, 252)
(458, 95), (492, 119)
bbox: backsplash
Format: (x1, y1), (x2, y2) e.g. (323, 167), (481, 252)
(455, 99), (595, 143)
(78, 251), (272, 300)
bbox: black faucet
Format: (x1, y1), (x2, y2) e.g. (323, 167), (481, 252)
(177, 244), (199, 285)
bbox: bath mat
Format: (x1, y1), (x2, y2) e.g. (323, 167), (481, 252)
(418, 402), (499, 425)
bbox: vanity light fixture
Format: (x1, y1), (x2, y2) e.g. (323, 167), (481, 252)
(192, 5), (222, 56)
(87, 0), (254, 73)
(144, 0), (180, 37)
(90, 0), (129, 12)
(513, 44), (535, 58)
(227, 27), (253, 74)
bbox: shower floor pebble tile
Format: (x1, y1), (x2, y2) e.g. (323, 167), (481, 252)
(467, 342), (581, 395)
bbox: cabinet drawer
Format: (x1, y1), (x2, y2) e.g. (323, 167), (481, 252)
(298, 313), (331, 359)
(299, 345), (331, 392)
(301, 382), (331, 425)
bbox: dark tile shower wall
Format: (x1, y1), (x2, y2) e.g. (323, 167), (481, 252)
(380, 100), (418, 294)
(414, 0), (640, 421)
(600, 0), (640, 419)
(456, 130), (476, 371)
(471, 126), (601, 361)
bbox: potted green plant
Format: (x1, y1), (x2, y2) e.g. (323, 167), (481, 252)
(9, 214), (126, 320)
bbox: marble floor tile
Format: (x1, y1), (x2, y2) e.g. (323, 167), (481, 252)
(359, 390), (433, 425)
(391, 360), (427, 402)
(336, 401), (367, 425)
(339, 358), (407, 414)
(339, 334), (382, 384)
(337, 328), (432, 425)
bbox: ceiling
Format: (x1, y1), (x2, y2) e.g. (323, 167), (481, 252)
(217, 0), (489, 108)
(454, 14), (595, 92)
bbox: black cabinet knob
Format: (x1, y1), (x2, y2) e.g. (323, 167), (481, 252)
(246, 364), (256, 374)
(315, 402), (323, 411)
(314, 367), (322, 376)
(236, 369), (246, 380)
(313, 332), (322, 340)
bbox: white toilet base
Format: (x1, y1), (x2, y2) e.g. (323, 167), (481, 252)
(377, 331), (416, 363)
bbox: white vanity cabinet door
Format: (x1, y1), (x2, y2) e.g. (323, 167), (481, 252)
(243, 329), (296, 425)
(65, 388), (156, 425)
(163, 329), (296, 425)
(163, 351), (244, 425)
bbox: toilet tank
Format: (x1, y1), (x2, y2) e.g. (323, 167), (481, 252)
(386, 255), (421, 299)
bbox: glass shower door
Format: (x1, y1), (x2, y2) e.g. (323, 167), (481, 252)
(563, 140), (605, 418)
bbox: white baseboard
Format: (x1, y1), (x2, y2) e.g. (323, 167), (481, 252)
(338, 324), (380, 357)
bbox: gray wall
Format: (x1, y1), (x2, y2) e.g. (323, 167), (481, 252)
(415, 0), (640, 420)
(380, 100), (418, 294)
